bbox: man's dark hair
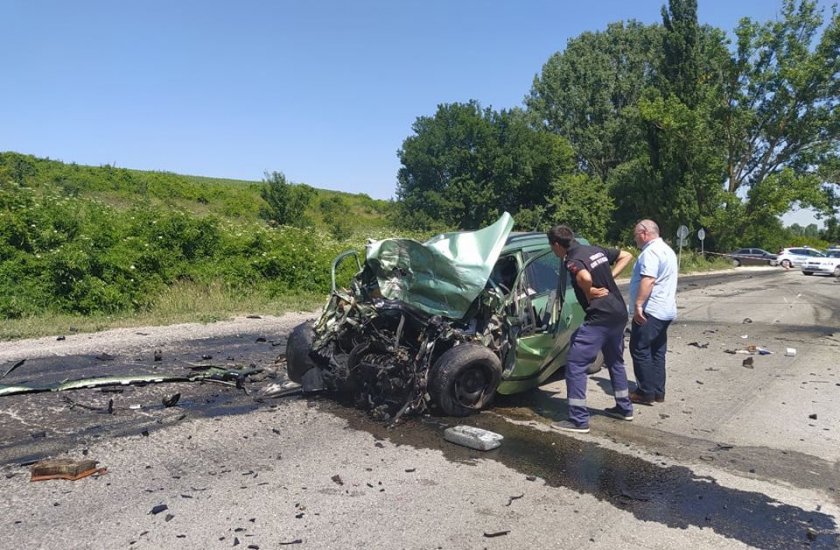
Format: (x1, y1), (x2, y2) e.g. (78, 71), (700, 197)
(547, 225), (574, 248)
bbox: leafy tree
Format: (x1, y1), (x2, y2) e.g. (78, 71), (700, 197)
(395, 102), (575, 230)
(527, 21), (661, 182)
(546, 174), (615, 241)
(660, 0), (701, 108)
(615, 0), (727, 239)
(259, 171), (314, 228)
(723, 0), (839, 199)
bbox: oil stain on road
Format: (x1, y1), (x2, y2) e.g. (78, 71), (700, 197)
(333, 404), (839, 549)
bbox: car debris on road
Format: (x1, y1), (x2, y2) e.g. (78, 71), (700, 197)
(29, 458), (106, 482)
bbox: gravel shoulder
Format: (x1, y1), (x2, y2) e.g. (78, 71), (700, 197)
(0, 312), (318, 363)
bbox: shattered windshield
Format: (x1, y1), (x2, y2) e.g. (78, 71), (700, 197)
(364, 212), (514, 319)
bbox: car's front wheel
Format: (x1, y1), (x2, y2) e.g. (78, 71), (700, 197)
(803, 271), (814, 276)
(429, 344), (502, 417)
(732, 259), (741, 267)
(285, 322), (325, 392)
(834, 266), (840, 278)
(781, 259), (792, 268)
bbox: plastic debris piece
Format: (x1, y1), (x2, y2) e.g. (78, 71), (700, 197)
(1, 359), (26, 379)
(30, 458), (106, 482)
(785, 348), (797, 357)
(443, 425), (503, 451)
(756, 347), (773, 355)
(162, 393), (181, 407)
(742, 357), (754, 368)
(483, 530), (510, 538)
(149, 504), (168, 515)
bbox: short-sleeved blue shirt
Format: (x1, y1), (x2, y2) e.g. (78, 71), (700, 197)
(629, 237), (678, 321)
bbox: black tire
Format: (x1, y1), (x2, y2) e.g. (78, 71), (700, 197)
(834, 266), (840, 278)
(781, 259), (792, 268)
(586, 351), (604, 375)
(429, 344), (502, 417)
(286, 322), (318, 383)
(803, 271), (814, 276)
(732, 259), (741, 267)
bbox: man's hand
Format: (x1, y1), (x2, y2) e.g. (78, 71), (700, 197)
(589, 286), (609, 299)
(634, 275), (655, 325)
(633, 305), (647, 325)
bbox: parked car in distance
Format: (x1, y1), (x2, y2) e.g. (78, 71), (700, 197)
(776, 247), (825, 269)
(800, 249), (840, 277)
(728, 248), (778, 267)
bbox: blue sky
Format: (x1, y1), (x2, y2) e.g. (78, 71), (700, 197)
(0, 0), (831, 224)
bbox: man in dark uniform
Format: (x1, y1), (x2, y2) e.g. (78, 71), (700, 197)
(547, 224), (633, 433)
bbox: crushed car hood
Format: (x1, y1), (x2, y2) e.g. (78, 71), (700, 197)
(364, 212), (514, 319)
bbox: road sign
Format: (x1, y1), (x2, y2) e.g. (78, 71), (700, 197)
(697, 228), (706, 241)
(677, 225), (689, 239)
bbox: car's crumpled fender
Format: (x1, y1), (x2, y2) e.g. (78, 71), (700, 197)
(364, 212), (514, 319)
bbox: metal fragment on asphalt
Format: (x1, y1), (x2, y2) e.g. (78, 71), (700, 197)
(443, 425), (503, 451)
(30, 458), (106, 481)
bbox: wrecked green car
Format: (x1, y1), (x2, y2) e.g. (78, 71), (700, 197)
(286, 213), (596, 420)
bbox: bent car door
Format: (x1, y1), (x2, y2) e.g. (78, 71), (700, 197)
(496, 249), (581, 394)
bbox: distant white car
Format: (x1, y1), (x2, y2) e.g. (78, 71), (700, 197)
(776, 247), (824, 268)
(800, 249), (840, 277)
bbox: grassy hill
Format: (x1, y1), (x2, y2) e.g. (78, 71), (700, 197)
(0, 151), (394, 228)
(0, 151), (400, 338)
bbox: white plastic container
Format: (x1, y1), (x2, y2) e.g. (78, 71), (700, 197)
(443, 425), (503, 451)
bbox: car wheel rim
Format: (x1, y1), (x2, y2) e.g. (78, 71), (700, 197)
(454, 366), (489, 406)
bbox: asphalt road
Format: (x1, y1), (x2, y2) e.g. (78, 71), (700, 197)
(1, 267), (838, 549)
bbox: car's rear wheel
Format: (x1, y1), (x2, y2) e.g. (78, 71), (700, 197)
(429, 344), (502, 417)
(803, 271), (814, 276)
(586, 351), (604, 374)
(781, 259), (792, 268)
(286, 322), (323, 389)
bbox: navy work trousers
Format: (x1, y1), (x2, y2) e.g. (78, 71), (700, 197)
(629, 314), (672, 400)
(565, 321), (632, 426)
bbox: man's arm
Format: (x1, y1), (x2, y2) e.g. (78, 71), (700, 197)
(633, 275), (655, 324)
(612, 249), (633, 279)
(575, 268), (600, 301)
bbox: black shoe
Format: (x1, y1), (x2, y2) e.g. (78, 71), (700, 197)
(629, 391), (655, 405)
(550, 420), (590, 433)
(655, 394), (665, 403)
(604, 406), (634, 421)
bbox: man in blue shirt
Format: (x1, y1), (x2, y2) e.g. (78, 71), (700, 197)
(547, 225), (633, 433)
(628, 219), (678, 405)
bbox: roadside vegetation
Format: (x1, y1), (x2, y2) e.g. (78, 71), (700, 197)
(2, 0), (837, 340)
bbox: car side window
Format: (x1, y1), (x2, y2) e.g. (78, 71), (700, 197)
(523, 252), (560, 295)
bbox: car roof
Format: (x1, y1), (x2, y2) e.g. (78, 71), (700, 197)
(504, 231), (592, 249)
(505, 232), (546, 245)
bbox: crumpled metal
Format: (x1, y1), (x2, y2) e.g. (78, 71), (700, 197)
(364, 212), (513, 319)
